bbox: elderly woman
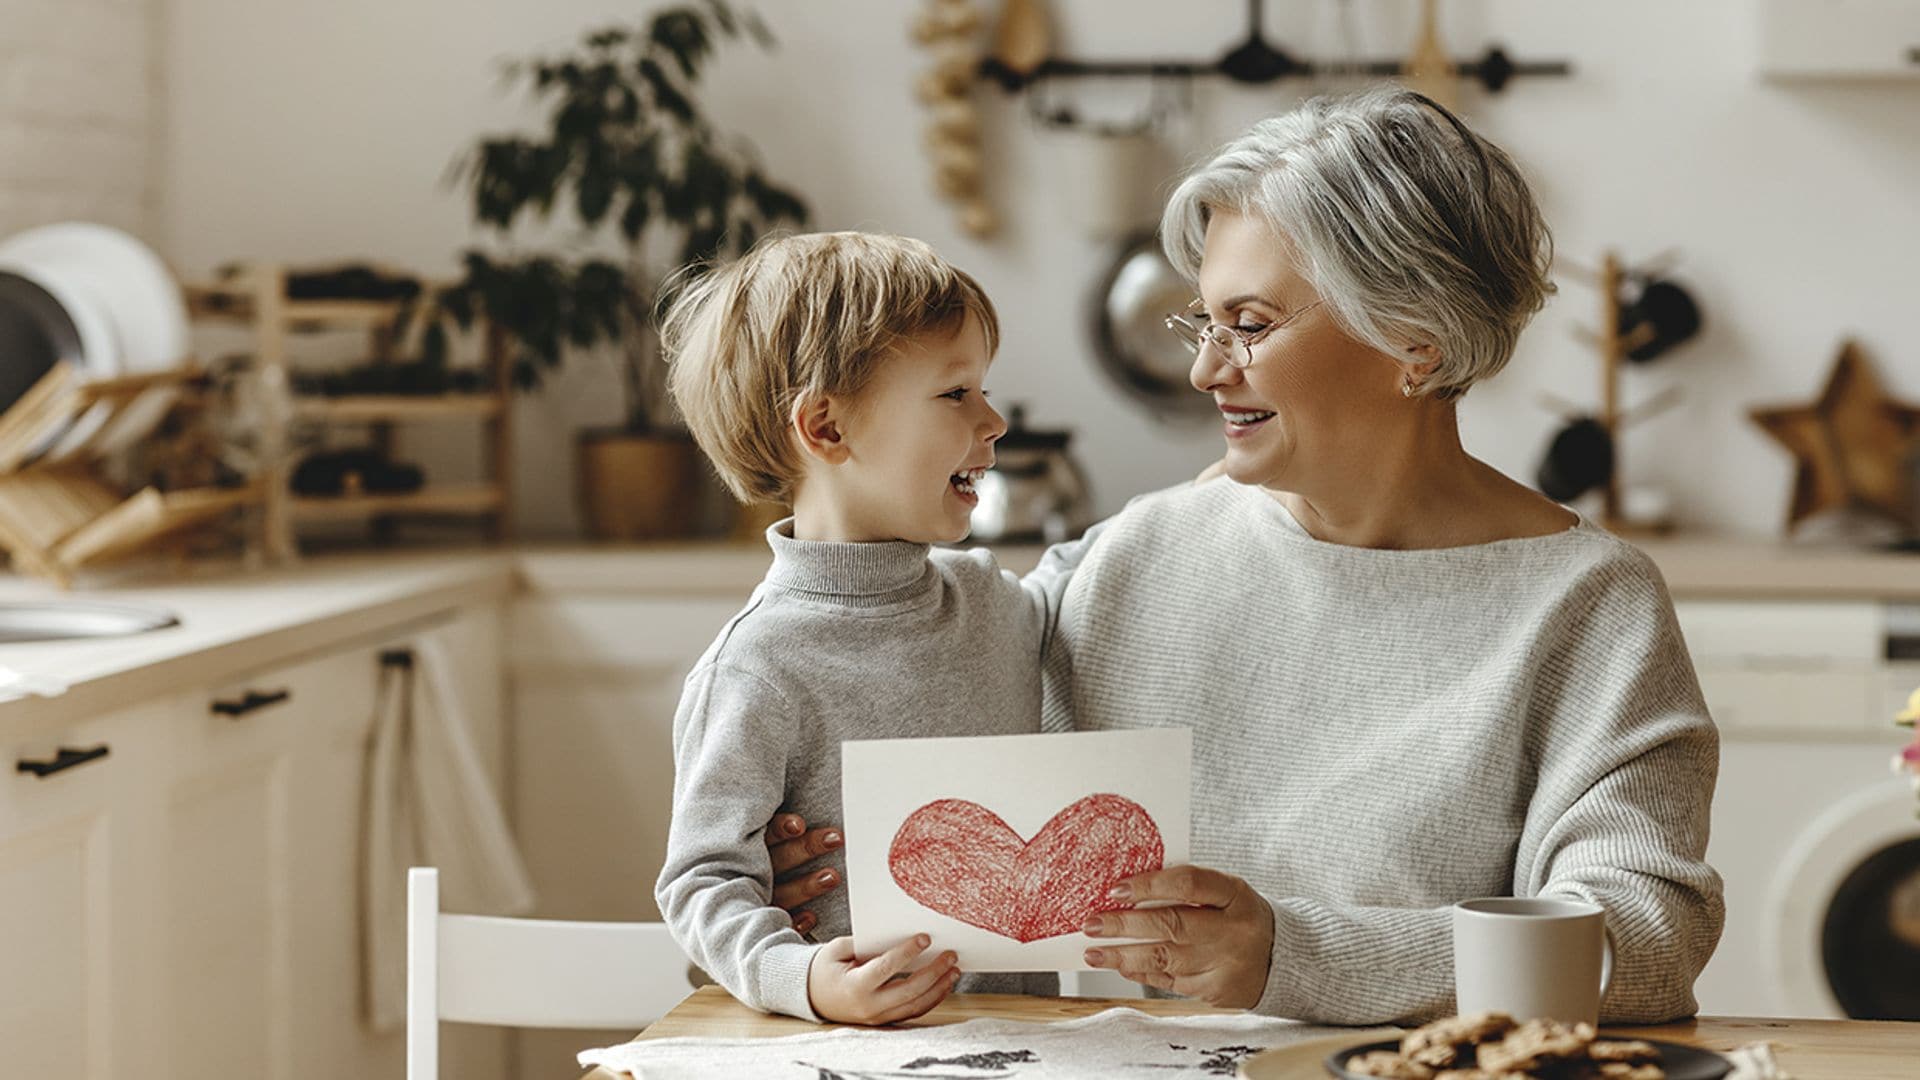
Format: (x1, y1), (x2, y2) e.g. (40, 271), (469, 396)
(769, 85), (1723, 1026)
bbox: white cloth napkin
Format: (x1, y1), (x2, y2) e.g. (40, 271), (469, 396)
(362, 633), (535, 1032)
(579, 1008), (1360, 1079)
(1726, 1040), (1789, 1080)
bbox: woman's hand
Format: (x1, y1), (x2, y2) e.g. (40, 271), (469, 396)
(1081, 866), (1275, 1009)
(765, 812), (844, 936)
(807, 934), (960, 1025)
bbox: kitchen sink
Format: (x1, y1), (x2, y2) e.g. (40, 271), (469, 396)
(0, 601), (179, 643)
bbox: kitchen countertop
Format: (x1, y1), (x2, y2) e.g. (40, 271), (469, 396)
(5, 530), (1917, 729)
(0, 550), (515, 728)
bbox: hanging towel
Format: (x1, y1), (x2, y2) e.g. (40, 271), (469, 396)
(362, 631), (536, 1032)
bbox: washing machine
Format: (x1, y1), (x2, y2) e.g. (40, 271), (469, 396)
(1683, 598), (1920, 1019)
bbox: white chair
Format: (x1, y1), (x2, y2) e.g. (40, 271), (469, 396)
(407, 866), (698, 1080)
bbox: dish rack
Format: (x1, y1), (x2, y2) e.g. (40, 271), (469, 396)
(184, 263), (512, 559)
(0, 361), (262, 588)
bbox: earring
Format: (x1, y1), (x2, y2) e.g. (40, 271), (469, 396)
(1401, 374), (1420, 398)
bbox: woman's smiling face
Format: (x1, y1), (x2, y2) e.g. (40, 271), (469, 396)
(1190, 209), (1417, 494)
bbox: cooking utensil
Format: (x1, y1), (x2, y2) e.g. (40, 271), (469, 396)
(993, 0), (1051, 77)
(967, 404), (1091, 543)
(1092, 233), (1213, 417)
(1403, 0), (1457, 110)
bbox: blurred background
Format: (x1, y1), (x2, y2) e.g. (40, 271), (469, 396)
(5, 6), (1920, 1078)
(8, 0), (1916, 541)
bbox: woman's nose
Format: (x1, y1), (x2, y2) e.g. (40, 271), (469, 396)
(1190, 341), (1240, 393)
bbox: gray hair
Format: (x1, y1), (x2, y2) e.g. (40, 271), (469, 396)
(1160, 86), (1555, 399)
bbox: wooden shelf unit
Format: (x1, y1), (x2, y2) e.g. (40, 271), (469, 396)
(184, 264), (513, 557)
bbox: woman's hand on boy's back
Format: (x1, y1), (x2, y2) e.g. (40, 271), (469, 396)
(807, 934), (960, 1025)
(767, 812), (844, 935)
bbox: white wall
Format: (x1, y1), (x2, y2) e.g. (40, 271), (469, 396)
(158, 1), (1920, 538)
(0, 0), (158, 239)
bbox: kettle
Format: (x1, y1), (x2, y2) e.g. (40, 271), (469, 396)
(968, 405), (1093, 544)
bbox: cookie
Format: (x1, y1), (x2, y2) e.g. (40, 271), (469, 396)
(1402, 1010), (1518, 1067)
(1433, 1070), (1532, 1080)
(1476, 1019), (1598, 1074)
(1347, 1050), (1436, 1079)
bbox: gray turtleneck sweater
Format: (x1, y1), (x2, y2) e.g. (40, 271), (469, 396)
(655, 522), (1061, 1021)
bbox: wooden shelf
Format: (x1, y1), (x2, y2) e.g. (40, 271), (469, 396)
(293, 394), (504, 421)
(187, 263), (512, 557)
(290, 485), (504, 521)
(186, 287), (414, 329)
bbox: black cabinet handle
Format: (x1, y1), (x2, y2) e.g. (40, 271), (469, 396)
(17, 745), (110, 778)
(210, 688), (292, 717)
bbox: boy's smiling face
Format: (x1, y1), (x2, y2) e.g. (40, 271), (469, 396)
(808, 312), (1006, 544)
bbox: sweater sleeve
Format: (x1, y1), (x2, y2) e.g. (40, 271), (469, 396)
(1511, 554), (1725, 1023)
(653, 663), (823, 1021)
(1251, 552), (1724, 1026)
(1026, 517), (1111, 734)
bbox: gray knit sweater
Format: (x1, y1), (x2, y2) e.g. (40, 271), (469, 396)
(1031, 478), (1724, 1025)
(656, 522), (1060, 1021)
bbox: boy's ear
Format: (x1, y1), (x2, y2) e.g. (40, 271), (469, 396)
(791, 392), (852, 465)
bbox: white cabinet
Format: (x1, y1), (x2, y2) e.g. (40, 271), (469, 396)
(0, 702), (166, 1080)
(1758, 0), (1920, 78)
(0, 600), (510, 1080)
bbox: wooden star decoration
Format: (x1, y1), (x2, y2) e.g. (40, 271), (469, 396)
(1749, 340), (1920, 530)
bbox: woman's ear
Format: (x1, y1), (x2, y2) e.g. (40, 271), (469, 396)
(1405, 342), (1442, 379)
(791, 392), (852, 466)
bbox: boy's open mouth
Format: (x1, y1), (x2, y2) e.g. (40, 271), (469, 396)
(950, 466), (988, 499)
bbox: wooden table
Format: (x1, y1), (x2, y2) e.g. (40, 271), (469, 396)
(581, 986), (1920, 1079)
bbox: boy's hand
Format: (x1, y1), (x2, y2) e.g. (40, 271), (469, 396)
(806, 934), (960, 1025)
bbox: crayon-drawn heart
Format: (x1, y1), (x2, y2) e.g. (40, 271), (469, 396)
(887, 793), (1164, 942)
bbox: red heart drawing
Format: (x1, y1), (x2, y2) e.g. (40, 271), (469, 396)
(887, 793), (1164, 942)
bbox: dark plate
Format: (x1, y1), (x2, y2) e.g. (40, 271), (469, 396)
(0, 270), (78, 417)
(1325, 1037), (1732, 1080)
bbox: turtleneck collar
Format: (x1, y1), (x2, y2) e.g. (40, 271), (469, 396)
(763, 518), (935, 604)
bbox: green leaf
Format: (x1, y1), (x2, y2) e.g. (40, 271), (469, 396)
(576, 167), (614, 225)
(636, 57), (696, 124)
(618, 192), (651, 243)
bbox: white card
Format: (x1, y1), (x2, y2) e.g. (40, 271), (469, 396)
(841, 728), (1192, 971)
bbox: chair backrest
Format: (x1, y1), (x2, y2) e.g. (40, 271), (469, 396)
(407, 867), (697, 1080)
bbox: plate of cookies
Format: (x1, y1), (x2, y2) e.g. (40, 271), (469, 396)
(1322, 1013), (1730, 1080)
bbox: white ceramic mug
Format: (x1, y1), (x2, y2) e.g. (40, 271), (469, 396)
(1453, 897), (1614, 1025)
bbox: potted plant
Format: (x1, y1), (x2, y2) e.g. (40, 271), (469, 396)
(427, 1), (808, 539)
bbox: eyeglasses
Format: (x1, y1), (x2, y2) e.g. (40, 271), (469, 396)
(1163, 297), (1324, 370)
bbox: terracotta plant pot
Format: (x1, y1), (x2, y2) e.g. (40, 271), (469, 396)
(575, 429), (707, 541)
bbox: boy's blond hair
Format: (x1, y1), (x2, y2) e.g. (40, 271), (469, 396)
(661, 231), (1000, 504)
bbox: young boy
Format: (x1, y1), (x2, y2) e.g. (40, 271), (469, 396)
(653, 232), (1059, 1024)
